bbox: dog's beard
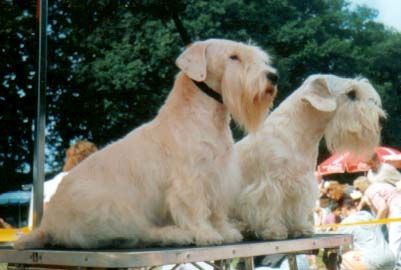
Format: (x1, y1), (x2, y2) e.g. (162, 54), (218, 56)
(222, 67), (275, 133)
(325, 100), (386, 159)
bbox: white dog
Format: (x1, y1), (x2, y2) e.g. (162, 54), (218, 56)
(15, 39), (278, 249)
(236, 74), (385, 239)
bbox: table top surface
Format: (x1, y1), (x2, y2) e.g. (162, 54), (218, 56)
(0, 234), (352, 268)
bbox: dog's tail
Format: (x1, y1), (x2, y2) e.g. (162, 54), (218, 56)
(13, 229), (48, 250)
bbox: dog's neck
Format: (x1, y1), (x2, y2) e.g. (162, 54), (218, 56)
(161, 73), (230, 130)
(271, 94), (333, 153)
(191, 80), (223, 104)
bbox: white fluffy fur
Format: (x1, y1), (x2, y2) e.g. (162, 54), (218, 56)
(235, 74), (385, 239)
(14, 39), (277, 249)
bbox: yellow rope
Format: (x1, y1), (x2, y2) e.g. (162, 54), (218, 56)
(0, 227), (30, 242)
(317, 217), (401, 229)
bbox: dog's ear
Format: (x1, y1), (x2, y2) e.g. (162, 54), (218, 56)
(176, 42), (208, 82)
(302, 76), (337, 112)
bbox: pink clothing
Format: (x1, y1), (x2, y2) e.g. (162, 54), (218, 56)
(323, 212), (340, 225)
(367, 163), (401, 186)
(365, 182), (401, 213)
(365, 182), (401, 259)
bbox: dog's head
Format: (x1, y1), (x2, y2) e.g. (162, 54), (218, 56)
(301, 74), (386, 157)
(176, 39), (278, 133)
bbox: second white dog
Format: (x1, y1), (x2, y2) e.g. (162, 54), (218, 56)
(236, 74), (385, 239)
(15, 39), (277, 249)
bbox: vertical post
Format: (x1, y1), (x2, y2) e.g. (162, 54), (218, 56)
(214, 260), (230, 270)
(287, 254), (298, 270)
(333, 248), (342, 270)
(244, 257), (254, 270)
(33, 0), (47, 228)
(214, 260), (224, 270)
(323, 248), (341, 270)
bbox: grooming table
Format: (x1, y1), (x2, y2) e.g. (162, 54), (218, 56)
(0, 234), (351, 270)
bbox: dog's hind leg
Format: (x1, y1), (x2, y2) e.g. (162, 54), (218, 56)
(13, 229), (48, 250)
(286, 174), (317, 237)
(239, 181), (288, 240)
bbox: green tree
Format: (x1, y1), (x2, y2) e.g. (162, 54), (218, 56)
(1, 0), (400, 192)
(365, 34), (401, 146)
(0, 1), (37, 191)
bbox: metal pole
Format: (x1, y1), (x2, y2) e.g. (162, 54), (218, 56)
(32, 0), (47, 228)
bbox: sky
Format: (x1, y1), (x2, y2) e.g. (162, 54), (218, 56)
(349, 0), (401, 30)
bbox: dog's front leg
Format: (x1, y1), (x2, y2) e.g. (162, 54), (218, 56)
(286, 205), (315, 238)
(210, 209), (243, 244)
(256, 210), (288, 240)
(166, 185), (224, 246)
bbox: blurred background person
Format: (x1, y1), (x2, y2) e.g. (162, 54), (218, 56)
(354, 176), (401, 269)
(43, 140), (98, 207)
(338, 197), (395, 270)
(367, 153), (401, 188)
(0, 217), (11, 229)
(325, 181), (345, 202)
(314, 194), (332, 229)
(28, 140), (97, 227)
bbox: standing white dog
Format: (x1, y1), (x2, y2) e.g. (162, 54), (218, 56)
(236, 74), (385, 239)
(15, 39), (278, 249)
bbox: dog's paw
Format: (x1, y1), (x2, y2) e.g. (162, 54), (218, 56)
(259, 227), (288, 240)
(162, 231), (194, 246)
(163, 228), (194, 246)
(173, 233), (194, 246)
(151, 226), (194, 246)
(195, 229), (224, 246)
(289, 226), (315, 238)
(220, 227), (243, 244)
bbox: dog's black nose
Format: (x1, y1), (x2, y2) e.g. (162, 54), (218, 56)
(266, 72), (279, 85)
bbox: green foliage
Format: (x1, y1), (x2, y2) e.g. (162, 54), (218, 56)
(0, 1), (37, 190)
(1, 0), (401, 191)
(365, 34), (401, 146)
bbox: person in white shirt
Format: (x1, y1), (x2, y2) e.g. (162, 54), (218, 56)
(338, 198), (396, 270)
(29, 141), (97, 227)
(44, 140), (98, 206)
(367, 153), (401, 187)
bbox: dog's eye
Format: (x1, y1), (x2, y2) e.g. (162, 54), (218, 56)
(229, 54), (240, 61)
(347, 90), (357, 101)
